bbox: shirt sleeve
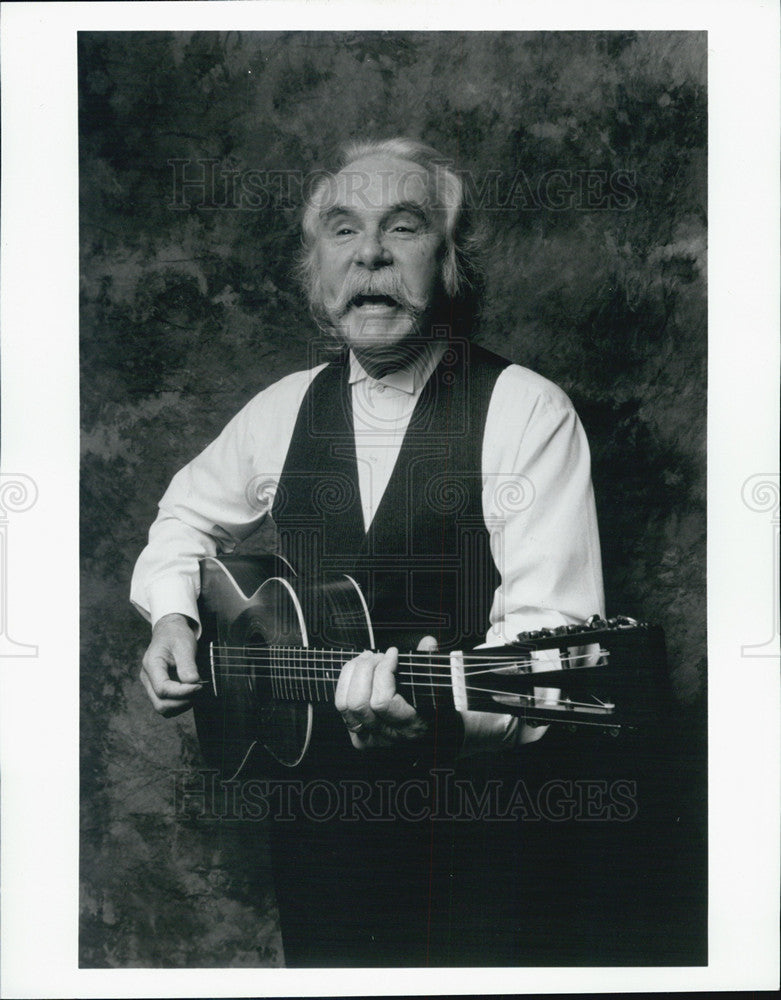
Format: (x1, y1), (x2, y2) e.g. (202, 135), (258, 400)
(129, 367), (322, 635)
(459, 364), (605, 754)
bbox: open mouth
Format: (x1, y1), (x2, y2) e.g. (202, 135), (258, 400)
(350, 294), (400, 309)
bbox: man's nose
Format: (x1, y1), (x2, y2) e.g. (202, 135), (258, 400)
(354, 228), (392, 269)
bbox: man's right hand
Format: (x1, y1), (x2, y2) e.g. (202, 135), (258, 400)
(140, 613), (202, 717)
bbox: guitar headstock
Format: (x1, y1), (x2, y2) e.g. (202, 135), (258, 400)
(466, 616), (669, 734)
(512, 615), (651, 651)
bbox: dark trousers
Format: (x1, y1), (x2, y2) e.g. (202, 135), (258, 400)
(269, 722), (707, 967)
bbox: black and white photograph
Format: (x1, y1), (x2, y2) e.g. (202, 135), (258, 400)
(79, 27), (709, 970)
(1, 2), (778, 996)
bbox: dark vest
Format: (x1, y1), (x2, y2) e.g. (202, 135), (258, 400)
(271, 340), (510, 652)
(267, 341), (516, 967)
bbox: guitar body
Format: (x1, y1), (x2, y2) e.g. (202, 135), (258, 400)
(193, 554), (373, 779)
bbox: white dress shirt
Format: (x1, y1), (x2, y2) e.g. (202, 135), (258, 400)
(130, 346), (605, 752)
(348, 343), (445, 530)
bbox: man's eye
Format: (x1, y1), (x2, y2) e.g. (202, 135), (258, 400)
(390, 224), (415, 234)
(335, 227), (354, 236)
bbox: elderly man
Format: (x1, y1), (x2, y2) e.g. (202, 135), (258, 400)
(131, 137), (604, 966)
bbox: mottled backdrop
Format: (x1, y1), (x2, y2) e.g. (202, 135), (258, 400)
(79, 31), (706, 967)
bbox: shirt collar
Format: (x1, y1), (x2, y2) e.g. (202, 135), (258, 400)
(347, 341), (447, 395)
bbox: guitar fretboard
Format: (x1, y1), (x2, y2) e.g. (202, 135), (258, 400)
(211, 643), (450, 708)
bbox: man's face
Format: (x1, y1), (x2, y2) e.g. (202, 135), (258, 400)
(313, 154), (445, 357)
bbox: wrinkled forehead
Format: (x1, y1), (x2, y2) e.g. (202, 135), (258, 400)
(314, 154), (441, 220)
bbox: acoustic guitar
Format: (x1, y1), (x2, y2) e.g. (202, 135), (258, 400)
(192, 554), (668, 780)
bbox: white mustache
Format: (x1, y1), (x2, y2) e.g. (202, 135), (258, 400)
(330, 271), (425, 318)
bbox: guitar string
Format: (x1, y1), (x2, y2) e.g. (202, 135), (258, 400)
(208, 649), (608, 677)
(203, 669), (610, 712)
(207, 645), (581, 660)
(455, 689), (612, 711)
(209, 642), (604, 654)
(209, 647), (606, 668)
(208, 665), (606, 688)
(208, 665), (607, 689)
(204, 666), (611, 710)
(207, 666), (610, 704)
(208, 653), (600, 669)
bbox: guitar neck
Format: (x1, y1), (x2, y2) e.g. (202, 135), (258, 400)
(212, 643), (456, 710)
(209, 642), (570, 717)
(209, 616), (666, 732)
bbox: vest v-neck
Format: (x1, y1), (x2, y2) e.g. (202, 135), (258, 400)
(347, 343), (448, 532)
(358, 355), (440, 536)
(272, 341), (509, 649)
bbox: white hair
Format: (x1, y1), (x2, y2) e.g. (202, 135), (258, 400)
(298, 137), (484, 333)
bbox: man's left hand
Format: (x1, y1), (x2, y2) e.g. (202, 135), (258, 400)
(334, 637), (436, 749)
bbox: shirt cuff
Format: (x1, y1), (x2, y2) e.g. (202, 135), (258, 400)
(457, 637), (564, 754)
(143, 578), (202, 637)
(459, 710), (519, 756)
